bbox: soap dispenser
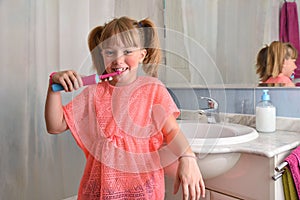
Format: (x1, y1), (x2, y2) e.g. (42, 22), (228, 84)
(256, 90), (276, 133)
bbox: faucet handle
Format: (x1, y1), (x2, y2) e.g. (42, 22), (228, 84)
(200, 97), (219, 109)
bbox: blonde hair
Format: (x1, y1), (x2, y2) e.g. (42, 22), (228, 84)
(87, 16), (161, 77)
(265, 41), (286, 80)
(285, 42), (298, 60)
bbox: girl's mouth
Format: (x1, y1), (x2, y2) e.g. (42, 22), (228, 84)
(112, 67), (128, 72)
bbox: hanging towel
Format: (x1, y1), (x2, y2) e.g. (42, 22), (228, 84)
(279, 1), (300, 78)
(282, 166), (298, 200)
(284, 146), (300, 199)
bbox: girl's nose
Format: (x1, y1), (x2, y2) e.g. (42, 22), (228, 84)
(113, 53), (125, 64)
(293, 62), (297, 69)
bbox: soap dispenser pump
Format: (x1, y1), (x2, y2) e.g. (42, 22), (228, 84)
(256, 90), (276, 133)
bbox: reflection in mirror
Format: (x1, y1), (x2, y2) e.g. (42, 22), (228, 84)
(256, 41), (297, 87)
(164, 0), (288, 87)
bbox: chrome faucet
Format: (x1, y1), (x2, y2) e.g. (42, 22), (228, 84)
(198, 97), (220, 123)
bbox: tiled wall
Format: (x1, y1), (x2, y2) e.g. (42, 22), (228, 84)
(169, 87), (300, 118)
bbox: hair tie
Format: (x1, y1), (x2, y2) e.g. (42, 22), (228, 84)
(138, 22), (143, 28)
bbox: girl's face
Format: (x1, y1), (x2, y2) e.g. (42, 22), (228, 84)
(101, 45), (146, 86)
(282, 58), (297, 78)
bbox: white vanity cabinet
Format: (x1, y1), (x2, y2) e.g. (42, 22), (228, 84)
(165, 151), (291, 200)
(164, 124), (300, 200)
(203, 151), (291, 200)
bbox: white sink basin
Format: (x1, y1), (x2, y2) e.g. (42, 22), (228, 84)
(177, 120), (258, 179)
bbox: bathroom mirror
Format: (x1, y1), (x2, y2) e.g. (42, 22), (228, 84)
(163, 0), (294, 87)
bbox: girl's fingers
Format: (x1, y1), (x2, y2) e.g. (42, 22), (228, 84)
(188, 184), (196, 200)
(69, 71), (83, 90)
(174, 177), (205, 199)
(195, 183), (201, 199)
(182, 183), (189, 200)
(57, 71), (81, 92)
(173, 177), (180, 194)
(73, 72), (83, 87)
(70, 73), (79, 90)
(200, 179), (206, 198)
(65, 76), (74, 91)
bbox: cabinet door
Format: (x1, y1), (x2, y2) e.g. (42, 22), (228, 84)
(210, 191), (239, 200)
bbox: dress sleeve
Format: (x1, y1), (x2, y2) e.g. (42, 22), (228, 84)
(63, 87), (96, 157)
(158, 85), (180, 119)
(150, 81), (180, 130)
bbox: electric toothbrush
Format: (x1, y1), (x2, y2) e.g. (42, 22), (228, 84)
(51, 71), (122, 92)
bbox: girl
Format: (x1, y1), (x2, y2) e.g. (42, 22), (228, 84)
(256, 41), (297, 87)
(45, 17), (205, 200)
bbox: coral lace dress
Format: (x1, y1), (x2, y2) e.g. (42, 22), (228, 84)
(63, 76), (179, 200)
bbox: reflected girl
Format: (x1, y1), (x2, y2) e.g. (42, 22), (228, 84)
(256, 41), (298, 87)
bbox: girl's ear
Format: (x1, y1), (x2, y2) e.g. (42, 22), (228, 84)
(139, 49), (147, 63)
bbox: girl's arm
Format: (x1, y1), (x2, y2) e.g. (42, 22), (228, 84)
(162, 115), (205, 199)
(44, 70), (83, 134)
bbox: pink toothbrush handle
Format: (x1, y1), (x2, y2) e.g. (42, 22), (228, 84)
(83, 71), (121, 85)
(82, 74), (99, 85)
(99, 71), (122, 79)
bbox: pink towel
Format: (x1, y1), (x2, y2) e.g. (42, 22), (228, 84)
(284, 146), (300, 199)
(280, 1), (300, 78)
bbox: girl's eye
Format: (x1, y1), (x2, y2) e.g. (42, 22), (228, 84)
(123, 50), (133, 55)
(103, 50), (115, 57)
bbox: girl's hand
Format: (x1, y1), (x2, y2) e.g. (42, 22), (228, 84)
(174, 155), (205, 200)
(51, 70), (83, 92)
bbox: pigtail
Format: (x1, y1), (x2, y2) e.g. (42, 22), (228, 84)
(266, 41), (286, 78)
(138, 18), (161, 77)
(256, 45), (269, 82)
(88, 26), (106, 74)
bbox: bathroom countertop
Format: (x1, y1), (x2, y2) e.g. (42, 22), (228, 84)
(192, 130), (300, 157)
(186, 113), (300, 157)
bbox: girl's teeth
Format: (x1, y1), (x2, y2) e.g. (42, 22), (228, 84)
(115, 68), (126, 72)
